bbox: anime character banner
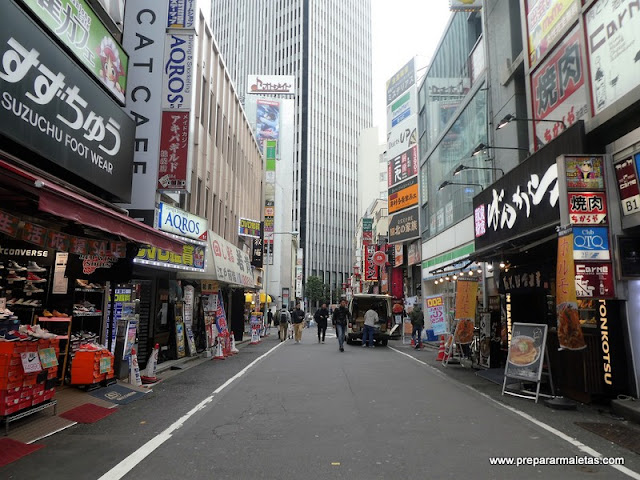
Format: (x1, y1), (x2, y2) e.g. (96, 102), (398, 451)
(21, 0), (129, 104)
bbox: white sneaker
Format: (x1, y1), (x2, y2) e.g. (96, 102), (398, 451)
(27, 261), (46, 272)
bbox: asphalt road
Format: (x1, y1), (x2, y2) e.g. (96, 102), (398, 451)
(4, 326), (640, 479)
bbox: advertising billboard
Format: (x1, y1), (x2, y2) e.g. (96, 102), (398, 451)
(389, 207), (420, 244)
(526, 0), (580, 68)
(387, 145), (419, 188)
(20, 0), (129, 104)
(530, 26), (588, 150)
(585, 0), (640, 115)
(0, 2), (134, 202)
(256, 99), (280, 151)
(386, 116), (418, 160)
(158, 111), (190, 191)
(386, 58), (415, 105)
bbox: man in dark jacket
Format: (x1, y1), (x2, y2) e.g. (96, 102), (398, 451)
(332, 299), (351, 352)
(291, 303), (305, 343)
(410, 304), (425, 349)
(314, 303), (330, 344)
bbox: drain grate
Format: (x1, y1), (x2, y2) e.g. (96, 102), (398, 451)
(575, 422), (640, 455)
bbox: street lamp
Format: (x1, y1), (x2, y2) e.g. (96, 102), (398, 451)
(496, 113), (566, 130)
(472, 142), (529, 157)
(453, 164), (504, 177)
(438, 180), (483, 192)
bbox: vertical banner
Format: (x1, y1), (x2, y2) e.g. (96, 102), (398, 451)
(454, 278), (477, 344)
(556, 227), (586, 350)
(364, 244), (378, 281)
(426, 295), (447, 336)
(264, 140), (276, 265)
(215, 291), (229, 334)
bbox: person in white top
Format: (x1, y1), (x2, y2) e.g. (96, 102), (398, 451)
(362, 308), (378, 348)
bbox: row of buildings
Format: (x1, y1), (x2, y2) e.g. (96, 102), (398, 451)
(352, 0), (640, 403)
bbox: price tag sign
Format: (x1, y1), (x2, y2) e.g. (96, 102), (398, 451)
(99, 357), (111, 374)
(21, 351), (43, 373)
(38, 348), (58, 369)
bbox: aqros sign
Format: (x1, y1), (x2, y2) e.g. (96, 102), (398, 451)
(156, 202), (207, 240)
(162, 33), (194, 110)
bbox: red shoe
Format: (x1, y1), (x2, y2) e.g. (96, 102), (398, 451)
(26, 272), (46, 283)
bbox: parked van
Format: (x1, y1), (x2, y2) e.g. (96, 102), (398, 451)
(346, 294), (396, 346)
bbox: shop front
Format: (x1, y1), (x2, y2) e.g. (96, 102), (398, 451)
(0, 1), (183, 424)
(470, 122), (632, 402)
(177, 231), (257, 349)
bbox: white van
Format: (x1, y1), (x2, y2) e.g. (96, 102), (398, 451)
(346, 294), (396, 346)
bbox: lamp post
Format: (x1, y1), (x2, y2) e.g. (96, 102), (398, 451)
(438, 180), (483, 192)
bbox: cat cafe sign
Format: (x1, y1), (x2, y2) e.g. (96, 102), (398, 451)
(474, 153), (560, 250)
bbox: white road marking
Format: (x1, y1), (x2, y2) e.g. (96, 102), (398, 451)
(389, 347), (640, 480)
(97, 341), (285, 480)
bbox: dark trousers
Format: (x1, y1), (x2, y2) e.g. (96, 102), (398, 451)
(412, 325), (423, 347)
(317, 324), (327, 341)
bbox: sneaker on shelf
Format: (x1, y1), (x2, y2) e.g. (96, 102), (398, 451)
(6, 272), (26, 282)
(26, 272), (46, 283)
(23, 283), (44, 294)
(1, 308), (15, 316)
(27, 261), (46, 272)
(42, 309), (54, 317)
(1, 332), (19, 341)
(51, 310), (68, 318)
(7, 260), (26, 271)
(13, 298), (25, 305)
(0, 261), (4, 269)
(76, 279), (90, 288)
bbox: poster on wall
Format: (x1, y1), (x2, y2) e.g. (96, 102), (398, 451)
(585, 0), (640, 115)
(530, 26), (588, 150)
(556, 227), (586, 350)
(426, 295), (447, 336)
(565, 156), (605, 190)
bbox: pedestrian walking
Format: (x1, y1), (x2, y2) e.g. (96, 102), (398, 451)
(278, 308), (290, 342)
(267, 309), (273, 329)
(332, 298), (351, 352)
(410, 304), (425, 349)
(291, 303), (305, 342)
(314, 303), (329, 343)
(362, 306), (378, 348)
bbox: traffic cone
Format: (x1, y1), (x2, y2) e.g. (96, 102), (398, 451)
(230, 334), (239, 354)
(129, 348), (142, 386)
(436, 335), (446, 361)
(141, 343), (159, 384)
(213, 337), (225, 360)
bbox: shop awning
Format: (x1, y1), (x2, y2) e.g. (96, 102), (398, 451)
(259, 293), (273, 304)
(0, 158), (184, 253)
(177, 231), (255, 288)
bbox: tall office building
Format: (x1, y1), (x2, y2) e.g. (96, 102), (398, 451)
(211, 0), (373, 295)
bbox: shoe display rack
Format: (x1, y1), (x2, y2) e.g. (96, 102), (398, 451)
(3, 260), (50, 327)
(70, 347), (115, 387)
(0, 338), (59, 433)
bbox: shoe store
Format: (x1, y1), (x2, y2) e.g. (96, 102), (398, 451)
(0, 1), (183, 427)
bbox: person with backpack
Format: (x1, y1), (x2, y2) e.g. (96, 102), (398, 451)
(278, 308), (291, 342)
(314, 303), (330, 343)
(332, 298), (351, 352)
(410, 304), (425, 350)
(291, 303), (305, 342)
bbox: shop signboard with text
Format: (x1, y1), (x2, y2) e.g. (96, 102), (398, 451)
(386, 58), (415, 105)
(238, 218), (261, 239)
(157, 111), (190, 191)
(362, 218), (373, 244)
(247, 75), (296, 96)
(473, 153), (559, 250)
(426, 295), (447, 336)
(20, 0), (129, 104)
(387, 145), (418, 188)
(614, 155), (640, 216)
(157, 203), (207, 241)
(167, 0), (195, 28)
(530, 26), (588, 150)
(135, 240), (205, 272)
(388, 176), (418, 214)
(568, 192), (607, 225)
(574, 261), (614, 298)
(389, 207), (420, 244)
(572, 226), (610, 260)
(386, 116), (417, 160)
(0, 2), (135, 202)
(585, 0), (640, 115)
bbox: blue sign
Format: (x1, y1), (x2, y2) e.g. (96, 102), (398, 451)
(573, 226), (610, 260)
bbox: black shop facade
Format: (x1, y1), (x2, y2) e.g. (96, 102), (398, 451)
(470, 123), (631, 403)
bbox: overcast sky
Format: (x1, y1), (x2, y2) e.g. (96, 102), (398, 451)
(370, 0), (452, 141)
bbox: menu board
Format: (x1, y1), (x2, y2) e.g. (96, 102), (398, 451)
(504, 323), (548, 382)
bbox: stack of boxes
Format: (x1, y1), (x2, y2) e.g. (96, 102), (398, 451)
(0, 338), (59, 416)
(70, 348), (114, 385)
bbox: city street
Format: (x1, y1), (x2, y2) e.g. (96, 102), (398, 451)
(3, 327), (640, 480)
